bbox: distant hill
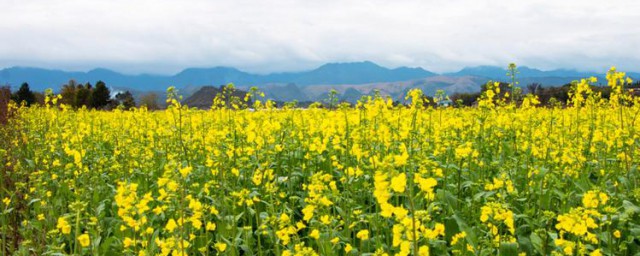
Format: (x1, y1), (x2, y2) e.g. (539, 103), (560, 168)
(243, 83), (311, 102)
(0, 61), (436, 92)
(182, 85), (249, 109)
(0, 67), (169, 91)
(446, 65), (601, 78)
(2, 62), (639, 104)
(263, 61), (436, 86)
(443, 65), (639, 87)
(301, 75), (487, 103)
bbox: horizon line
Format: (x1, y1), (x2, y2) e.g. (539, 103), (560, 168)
(2, 61), (633, 77)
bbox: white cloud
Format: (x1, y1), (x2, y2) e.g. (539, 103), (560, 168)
(0, 0), (639, 74)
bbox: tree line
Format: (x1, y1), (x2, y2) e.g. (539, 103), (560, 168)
(450, 80), (640, 107)
(3, 78), (640, 113)
(2, 80), (161, 110)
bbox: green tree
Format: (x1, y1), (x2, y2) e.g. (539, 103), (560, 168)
(75, 83), (92, 108)
(114, 91), (136, 110)
(14, 83), (36, 106)
(60, 80), (78, 106)
(450, 92), (481, 107)
(91, 81), (111, 109)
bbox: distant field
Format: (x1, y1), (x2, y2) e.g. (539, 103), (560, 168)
(1, 69), (640, 255)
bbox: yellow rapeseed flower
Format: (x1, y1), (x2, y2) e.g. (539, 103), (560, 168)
(215, 242), (227, 252)
(77, 233), (90, 247)
(165, 219), (178, 232)
(356, 229), (370, 240)
(56, 217), (71, 234)
(309, 229), (320, 239)
(344, 243), (353, 253)
(390, 173), (407, 193)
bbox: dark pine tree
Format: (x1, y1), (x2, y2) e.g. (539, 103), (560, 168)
(91, 81), (111, 109)
(75, 83), (91, 108)
(14, 83), (36, 106)
(114, 91), (136, 110)
(84, 82), (93, 107)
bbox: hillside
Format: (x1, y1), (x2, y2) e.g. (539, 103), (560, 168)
(182, 86), (248, 109)
(0, 61), (436, 92)
(4, 62), (637, 104)
(300, 75), (487, 102)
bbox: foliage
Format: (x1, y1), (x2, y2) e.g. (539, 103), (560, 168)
(91, 81), (111, 109)
(59, 80), (111, 109)
(139, 92), (160, 110)
(1, 68), (640, 255)
(13, 83), (36, 106)
(0, 86), (12, 125)
(75, 83), (92, 108)
(112, 91), (136, 110)
(60, 80), (79, 106)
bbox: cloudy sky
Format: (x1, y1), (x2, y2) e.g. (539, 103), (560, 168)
(1, 0), (639, 74)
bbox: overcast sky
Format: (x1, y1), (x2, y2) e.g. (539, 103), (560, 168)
(1, 0), (639, 74)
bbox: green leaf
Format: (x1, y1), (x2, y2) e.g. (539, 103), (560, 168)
(437, 189), (458, 211)
(96, 201), (106, 215)
(27, 198), (41, 206)
(452, 214), (478, 247)
(444, 217), (460, 242)
(498, 242), (518, 256)
(517, 235), (534, 255)
(234, 212), (245, 221)
(529, 232), (543, 254)
(623, 200), (640, 214)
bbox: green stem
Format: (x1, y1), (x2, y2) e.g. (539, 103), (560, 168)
(74, 209), (81, 255)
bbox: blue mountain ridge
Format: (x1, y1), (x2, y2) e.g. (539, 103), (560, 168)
(445, 65), (603, 79)
(1, 61), (636, 92)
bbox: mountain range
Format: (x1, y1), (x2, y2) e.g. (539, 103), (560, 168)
(1, 61), (637, 103)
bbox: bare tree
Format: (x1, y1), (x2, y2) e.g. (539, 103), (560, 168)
(0, 85), (11, 125)
(140, 92), (160, 110)
(527, 83), (542, 94)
